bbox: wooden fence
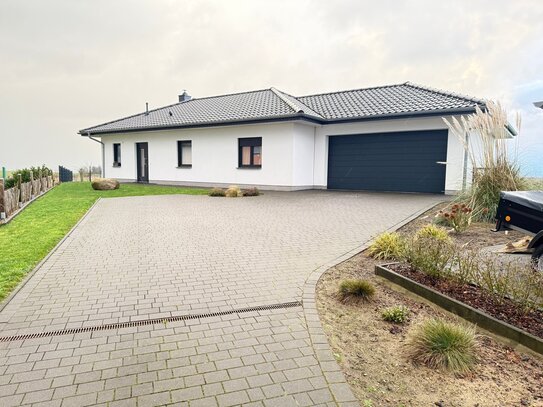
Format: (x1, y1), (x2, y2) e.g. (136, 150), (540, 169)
(0, 173), (55, 222)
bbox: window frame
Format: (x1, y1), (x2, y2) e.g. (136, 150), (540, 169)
(238, 137), (262, 168)
(113, 143), (121, 167)
(177, 140), (192, 168)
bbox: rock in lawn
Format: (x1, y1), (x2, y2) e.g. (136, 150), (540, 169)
(91, 178), (120, 190)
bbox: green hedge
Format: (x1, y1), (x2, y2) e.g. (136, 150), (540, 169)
(4, 165), (53, 189)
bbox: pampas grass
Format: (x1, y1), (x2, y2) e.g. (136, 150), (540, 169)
(444, 102), (525, 221)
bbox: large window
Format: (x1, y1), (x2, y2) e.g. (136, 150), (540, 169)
(238, 137), (262, 168)
(177, 140), (192, 167)
(113, 143), (121, 167)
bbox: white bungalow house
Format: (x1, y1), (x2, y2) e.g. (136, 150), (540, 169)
(79, 82), (512, 194)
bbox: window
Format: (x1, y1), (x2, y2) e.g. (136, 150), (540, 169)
(113, 143), (121, 167)
(177, 140), (192, 167)
(238, 137), (262, 168)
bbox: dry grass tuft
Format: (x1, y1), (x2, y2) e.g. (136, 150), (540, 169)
(337, 279), (376, 304)
(406, 318), (478, 374)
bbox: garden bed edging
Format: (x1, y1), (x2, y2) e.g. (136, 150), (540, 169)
(375, 263), (543, 355)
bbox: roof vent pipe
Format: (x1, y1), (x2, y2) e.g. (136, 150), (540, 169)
(145, 102), (149, 115)
(179, 90), (191, 102)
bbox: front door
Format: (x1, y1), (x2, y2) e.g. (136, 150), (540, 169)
(136, 142), (149, 182)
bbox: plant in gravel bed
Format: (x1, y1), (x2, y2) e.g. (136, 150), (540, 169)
(406, 318), (478, 374)
(225, 185), (243, 197)
(416, 224), (451, 242)
(338, 279), (376, 304)
(242, 187), (260, 197)
(381, 305), (410, 324)
(209, 187), (226, 197)
(368, 232), (405, 260)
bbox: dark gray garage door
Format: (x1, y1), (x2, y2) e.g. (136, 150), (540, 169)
(327, 130), (448, 194)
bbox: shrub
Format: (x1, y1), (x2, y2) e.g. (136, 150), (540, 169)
(368, 232), (405, 260)
(405, 236), (455, 278)
(444, 102), (525, 221)
(406, 318), (478, 373)
(3, 165), (53, 189)
(337, 279), (375, 304)
(225, 185), (243, 197)
(416, 224), (450, 242)
(381, 305), (410, 324)
(436, 204), (472, 233)
(242, 187), (260, 197)
(209, 187), (226, 197)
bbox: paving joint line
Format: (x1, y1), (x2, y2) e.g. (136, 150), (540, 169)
(0, 300), (303, 342)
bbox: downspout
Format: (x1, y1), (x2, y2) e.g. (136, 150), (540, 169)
(86, 132), (105, 177)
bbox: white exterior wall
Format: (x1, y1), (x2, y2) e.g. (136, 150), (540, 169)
(102, 122), (302, 189)
(100, 115), (468, 193)
(311, 116), (466, 193)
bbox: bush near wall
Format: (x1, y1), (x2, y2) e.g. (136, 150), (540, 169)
(4, 165), (53, 189)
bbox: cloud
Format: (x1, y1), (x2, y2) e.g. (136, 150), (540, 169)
(0, 0), (542, 175)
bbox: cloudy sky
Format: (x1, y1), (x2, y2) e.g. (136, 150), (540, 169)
(1, 0), (542, 176)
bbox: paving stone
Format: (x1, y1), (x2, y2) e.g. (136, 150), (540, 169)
(0, 192), (440, 407)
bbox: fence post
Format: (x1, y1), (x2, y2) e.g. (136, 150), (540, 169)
(30, 171), (34, 198)
(17, 174), (22, 206)
(1, 167), (5, 181)
(0, 179), (5, 220)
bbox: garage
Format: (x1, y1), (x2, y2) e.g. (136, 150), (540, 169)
(327, 129), (448, 194)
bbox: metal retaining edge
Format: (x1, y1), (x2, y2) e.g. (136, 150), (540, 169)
(375, 263), (543, 355)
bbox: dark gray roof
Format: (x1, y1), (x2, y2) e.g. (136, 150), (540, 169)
(79, 82), (485, 135)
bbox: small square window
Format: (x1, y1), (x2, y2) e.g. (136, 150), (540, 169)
(177, 140), (192, 167)
(113, 143), (121, 167)
(238, 138), (262, 168)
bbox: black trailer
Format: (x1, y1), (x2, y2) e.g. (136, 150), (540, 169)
(495, 191), (543, 271)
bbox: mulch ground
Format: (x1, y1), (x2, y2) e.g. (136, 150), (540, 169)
(388, 263), (543, 339)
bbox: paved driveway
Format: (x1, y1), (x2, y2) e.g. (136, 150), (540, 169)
(0, 191), (442, 407)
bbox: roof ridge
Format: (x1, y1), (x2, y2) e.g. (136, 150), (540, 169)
(270, 88), (324, 119)
(270, 87), (302, 113)
(403, 81), (486, 105)
(296, 83), (407, 99)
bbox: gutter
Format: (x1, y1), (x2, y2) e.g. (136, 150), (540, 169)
(85, 132), (105, 177)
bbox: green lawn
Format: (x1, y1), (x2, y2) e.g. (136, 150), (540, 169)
(0, 182), (208, 302)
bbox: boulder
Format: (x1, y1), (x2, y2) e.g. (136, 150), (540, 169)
(91, 178), (120, 190)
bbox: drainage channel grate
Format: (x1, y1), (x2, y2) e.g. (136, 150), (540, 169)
(0, 301), (303, 343)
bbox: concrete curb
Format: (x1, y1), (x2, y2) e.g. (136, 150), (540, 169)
(301, 201), (442, 406)
(0, 198), (103, 318)
(375, 263), (543, 355)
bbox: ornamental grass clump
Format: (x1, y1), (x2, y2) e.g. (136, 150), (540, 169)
(368, 232), (405, 260)
(444, 102), (525, 221)
(406, 318), (478, 374)
(436, 204), (473, 233)
(416, 224), (451, 242)
(381, 305), (410, 324)
(225, 185), (243, 197)
(242, 187), (260, 197)
(337, 279), (375, 304)
(209, 187), (226, 197)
